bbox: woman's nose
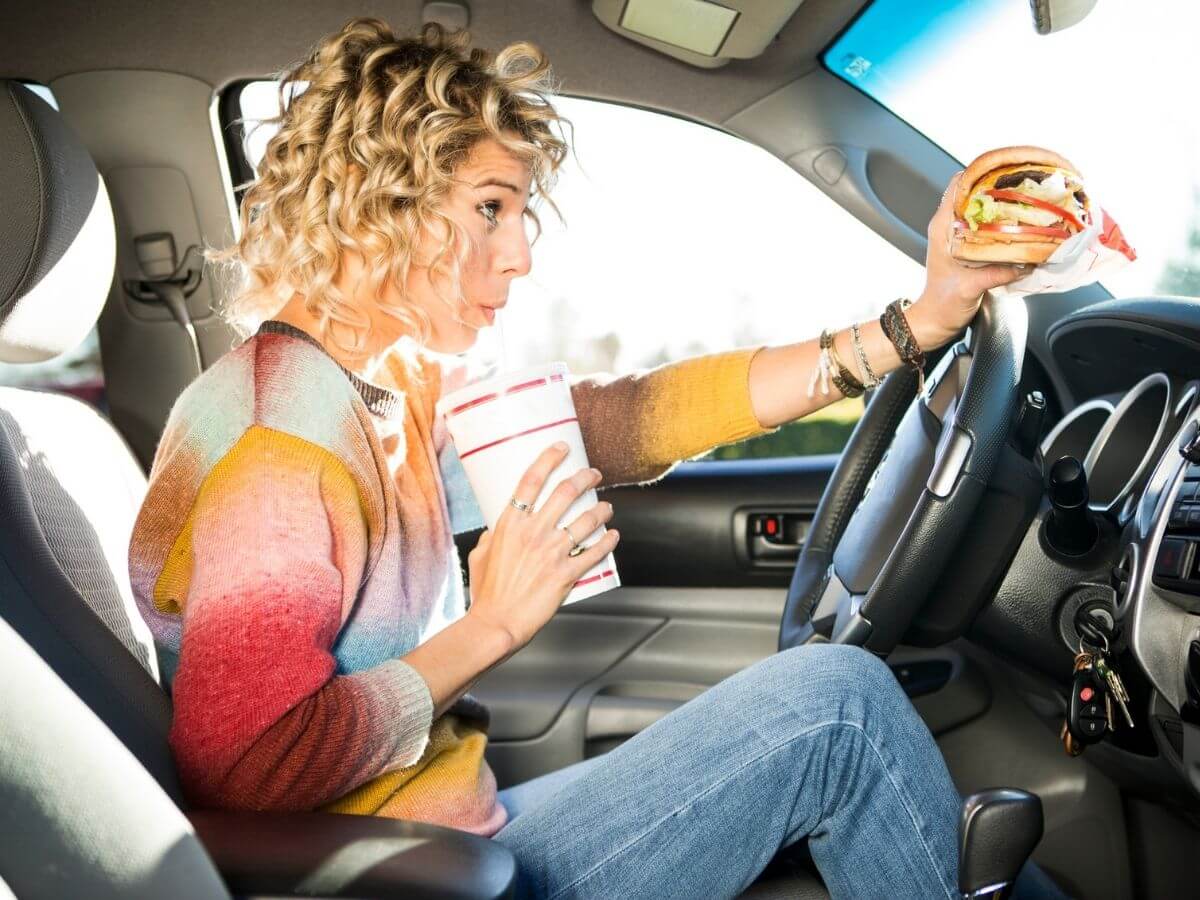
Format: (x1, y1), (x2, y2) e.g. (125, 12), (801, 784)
(497, 224), (532, 278)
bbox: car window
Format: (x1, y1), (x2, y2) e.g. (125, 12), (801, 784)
(0, 83), (108, 413)
(229, 86), (925, 459)
(825, 0), (1200, 301)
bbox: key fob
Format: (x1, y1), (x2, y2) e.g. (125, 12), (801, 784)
(1068, 666), (1108, 744)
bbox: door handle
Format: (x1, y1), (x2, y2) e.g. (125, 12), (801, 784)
(750, 532), (804, 560)
(745, 512), (808, 564)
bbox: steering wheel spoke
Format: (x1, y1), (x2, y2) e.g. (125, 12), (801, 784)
(779, 293), (1029, 655)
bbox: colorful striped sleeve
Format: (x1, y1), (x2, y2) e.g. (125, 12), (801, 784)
(164, 425), (433, 811)
(570, 345), (781, 487)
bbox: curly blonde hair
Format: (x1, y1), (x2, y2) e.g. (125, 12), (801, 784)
(210, 17), (569, 368)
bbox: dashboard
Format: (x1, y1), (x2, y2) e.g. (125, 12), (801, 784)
(1126, 398), (1200, 787)
(972, 296), (1200, 803)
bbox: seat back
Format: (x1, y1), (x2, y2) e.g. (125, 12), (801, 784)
(0, 80), (180, 800)
(0, 616), (227, 899)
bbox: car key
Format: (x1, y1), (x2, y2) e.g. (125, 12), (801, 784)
(1063, 649), (1108, 756)
(1095, 652), (1134, 729)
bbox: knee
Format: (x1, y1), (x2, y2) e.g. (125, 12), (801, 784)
(775, 643), (905, 707)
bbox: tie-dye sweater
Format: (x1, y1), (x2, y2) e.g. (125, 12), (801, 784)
(128, 319), (777, 836)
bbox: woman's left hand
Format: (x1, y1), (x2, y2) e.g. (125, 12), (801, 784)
(910, 170), (1029, 349)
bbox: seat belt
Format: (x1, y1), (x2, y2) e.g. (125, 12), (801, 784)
(124, 232), (204, 376)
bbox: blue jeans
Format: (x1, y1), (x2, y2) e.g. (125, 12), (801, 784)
(493, 643), (1065, 899)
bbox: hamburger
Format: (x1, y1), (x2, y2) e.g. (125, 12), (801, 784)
(951, 146), (1091, 264)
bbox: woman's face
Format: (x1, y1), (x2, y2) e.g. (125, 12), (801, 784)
(404, 137), (534, 354)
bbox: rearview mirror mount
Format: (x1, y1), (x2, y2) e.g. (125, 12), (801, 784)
(1029, 0), (1099, 35)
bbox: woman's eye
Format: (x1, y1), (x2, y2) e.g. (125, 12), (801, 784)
(479, 201), (501, 229)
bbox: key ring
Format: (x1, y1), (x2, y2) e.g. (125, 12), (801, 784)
(1078, 630), (1108, 658)
(1076, 616), (1112, 653)
(1075, 603), (1117, 655)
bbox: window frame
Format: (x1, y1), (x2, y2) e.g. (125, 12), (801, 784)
(215, 81), (914, 462)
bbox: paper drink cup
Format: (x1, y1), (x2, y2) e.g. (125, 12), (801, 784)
(435, 361), (620, 605)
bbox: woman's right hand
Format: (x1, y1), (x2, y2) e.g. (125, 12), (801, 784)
(465, 442), (619, 652)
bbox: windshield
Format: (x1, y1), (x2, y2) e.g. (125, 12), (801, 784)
(824, 0), (1200, 300)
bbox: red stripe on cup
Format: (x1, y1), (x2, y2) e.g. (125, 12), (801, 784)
(459, 416), (580, 460)
(450, 392), (498, 416)
(573, 569), (616, 588)
(506, 377), (547, 395)
(446, 373), (566, 419)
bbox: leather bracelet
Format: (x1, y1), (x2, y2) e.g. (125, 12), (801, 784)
(822, 329), (865, 399)
(880, 298), (926, 395)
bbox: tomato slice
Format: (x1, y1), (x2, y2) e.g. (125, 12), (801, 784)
(975, 222), (1072, 240)
(984, 188), (1086, 231)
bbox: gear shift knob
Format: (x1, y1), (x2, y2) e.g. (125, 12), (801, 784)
(958, 788), (1043, 899)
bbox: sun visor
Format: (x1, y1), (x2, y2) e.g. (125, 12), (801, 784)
(591, 0), (806, 69)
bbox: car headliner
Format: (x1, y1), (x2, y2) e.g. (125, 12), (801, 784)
(2, 0), (863, 127)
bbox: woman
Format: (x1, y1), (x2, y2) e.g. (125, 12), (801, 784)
(129, 18), (1047, 900)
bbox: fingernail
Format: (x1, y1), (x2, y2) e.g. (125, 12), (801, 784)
(554, 441), (568, 452)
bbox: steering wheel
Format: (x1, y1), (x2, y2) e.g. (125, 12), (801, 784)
(779, 292), (1029, 654)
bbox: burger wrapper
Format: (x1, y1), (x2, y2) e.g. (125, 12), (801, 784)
(959, 207), (1137, 297)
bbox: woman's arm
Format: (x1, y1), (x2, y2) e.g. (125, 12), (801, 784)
(570, 307), (944, 486)
(746, 303), (953, 428)
(569, 345), (778, 488)
(575, 172), (1026, 483)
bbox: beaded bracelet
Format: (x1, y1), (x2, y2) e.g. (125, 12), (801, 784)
(879, 298), (927, 395)
(849, 322), (882, 389)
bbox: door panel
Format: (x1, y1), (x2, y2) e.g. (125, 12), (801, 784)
(478, 613), (662, 741)
(454, 456), (837, 589)
(598, 456), (834, 588)
(466, 451), (990, 788)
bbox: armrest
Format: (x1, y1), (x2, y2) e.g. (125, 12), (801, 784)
(188, 809), (516, 900)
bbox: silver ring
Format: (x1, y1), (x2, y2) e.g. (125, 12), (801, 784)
(562, 524), (585, 557)
(509, 496), (532, 513)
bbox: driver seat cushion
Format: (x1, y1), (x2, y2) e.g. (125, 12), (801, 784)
(739, 870), (829, 899)
(737, 837), (829, 898)
(0, 617), (228, 899)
